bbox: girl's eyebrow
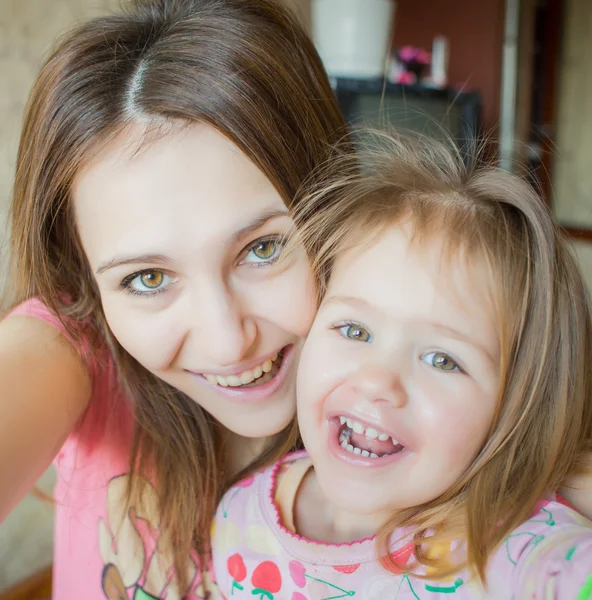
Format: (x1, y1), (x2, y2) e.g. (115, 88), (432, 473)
(95, 208), (289, 275)
(324, 295), (376, 312)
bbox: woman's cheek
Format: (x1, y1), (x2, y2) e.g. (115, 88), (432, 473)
(259, 264), (317, 336)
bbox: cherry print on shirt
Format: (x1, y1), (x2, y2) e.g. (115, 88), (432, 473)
(379, 542), (415, 575)
(332, 564), (360, 575)
(289, 561), (306, 587)
(287, 561), (355, 599)
(251, 561), (282, 599)
(227, 554), (247, 593)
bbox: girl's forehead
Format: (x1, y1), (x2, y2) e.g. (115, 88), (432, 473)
(328, 223), (496, 320)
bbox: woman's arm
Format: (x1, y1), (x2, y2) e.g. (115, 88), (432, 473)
(0, 315), (91, 523)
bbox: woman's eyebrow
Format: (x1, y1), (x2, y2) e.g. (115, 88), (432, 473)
(96, 254), (172, 275)
(228, 208), (289, 246)
(95, 208), (289, 275)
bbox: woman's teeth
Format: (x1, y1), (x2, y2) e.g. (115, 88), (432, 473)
(203, 354), (279, 387)
(338, 416), (401, 458)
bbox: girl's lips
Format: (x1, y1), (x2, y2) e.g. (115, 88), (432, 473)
(325, 410), (413, 451)
(327, 418), (412, 468)
(189, 344), (295, 404)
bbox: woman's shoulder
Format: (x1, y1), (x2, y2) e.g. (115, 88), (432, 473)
(4, 297), (129, 448)
(6, 297), (97, 359)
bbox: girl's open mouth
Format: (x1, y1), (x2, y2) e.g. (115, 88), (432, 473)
(334, 416), (405, 459)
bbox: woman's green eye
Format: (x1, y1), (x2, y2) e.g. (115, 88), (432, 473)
(122, 269), (177, 296)
(252, 240), (277, 260)
(422, 351), (460, 372)
(139, 270), (164, 289)
(243, 238), (284, 264)
(338, 324), (372, 342)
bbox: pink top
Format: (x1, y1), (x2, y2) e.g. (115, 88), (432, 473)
(8, 299), (215, 600)
(212, 451), (592, 599)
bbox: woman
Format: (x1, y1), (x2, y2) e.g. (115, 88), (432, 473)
(0, 0), (346, 597)
(1, 1), (590, 598)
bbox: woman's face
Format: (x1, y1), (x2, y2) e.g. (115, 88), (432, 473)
(73, 122), (317, 438)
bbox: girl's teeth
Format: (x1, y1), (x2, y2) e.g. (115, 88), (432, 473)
(217, 376), (228, 387)
(341, 442), (382, 459)
(365, 427), (378, 440)
(337, 415), (402, 458)
(352, 421), (364, 435)
(338, 416), (396, 445)
(262, 359), (273, 373)
(253, 365), (263, 379)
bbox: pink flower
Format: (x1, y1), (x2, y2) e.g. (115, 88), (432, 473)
(399, 46), (417, 62)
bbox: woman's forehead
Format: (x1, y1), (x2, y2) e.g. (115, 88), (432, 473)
(72, 122), (288, 269)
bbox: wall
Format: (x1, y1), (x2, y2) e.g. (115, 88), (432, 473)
(0, 0), (116, 588)
(552, 0), (592, 229)
(393, 0), (505, 133)
(0, 0), (118, 301)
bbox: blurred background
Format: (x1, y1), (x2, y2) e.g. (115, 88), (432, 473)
(0, 0), (591, 594)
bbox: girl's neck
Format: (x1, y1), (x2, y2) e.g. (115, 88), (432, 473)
(293, 465), (391, 544)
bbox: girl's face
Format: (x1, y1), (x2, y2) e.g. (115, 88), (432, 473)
(297, 223), (501, 523)
(74, 123), (316, 438)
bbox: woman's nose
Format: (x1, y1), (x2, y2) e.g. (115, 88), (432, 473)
(183, 283), (258, 366)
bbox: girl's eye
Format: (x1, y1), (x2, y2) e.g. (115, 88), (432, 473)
(121, 269), (176, 296)
(336, 323), (372, 343)
(421, 351), (460, 372)
(242, 237), (284, 265)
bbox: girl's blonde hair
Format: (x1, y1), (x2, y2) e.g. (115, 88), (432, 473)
(8, 0), (348, 589)
(293, 131), (592, 582)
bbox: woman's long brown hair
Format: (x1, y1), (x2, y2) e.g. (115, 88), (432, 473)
(9, 0), (347, 589)
(293, 131), (592, 583)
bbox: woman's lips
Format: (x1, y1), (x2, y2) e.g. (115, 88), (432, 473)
(188, 344), (295, 404)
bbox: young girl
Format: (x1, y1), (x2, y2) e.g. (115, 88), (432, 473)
(0, 0), (348, 597)
(212, 134), (592, 599)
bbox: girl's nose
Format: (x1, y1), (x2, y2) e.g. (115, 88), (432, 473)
(346, 364), (409, 408)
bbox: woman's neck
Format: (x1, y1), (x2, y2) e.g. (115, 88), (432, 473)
(293, 466), (391, 544)
(224, 431), (269, 476)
